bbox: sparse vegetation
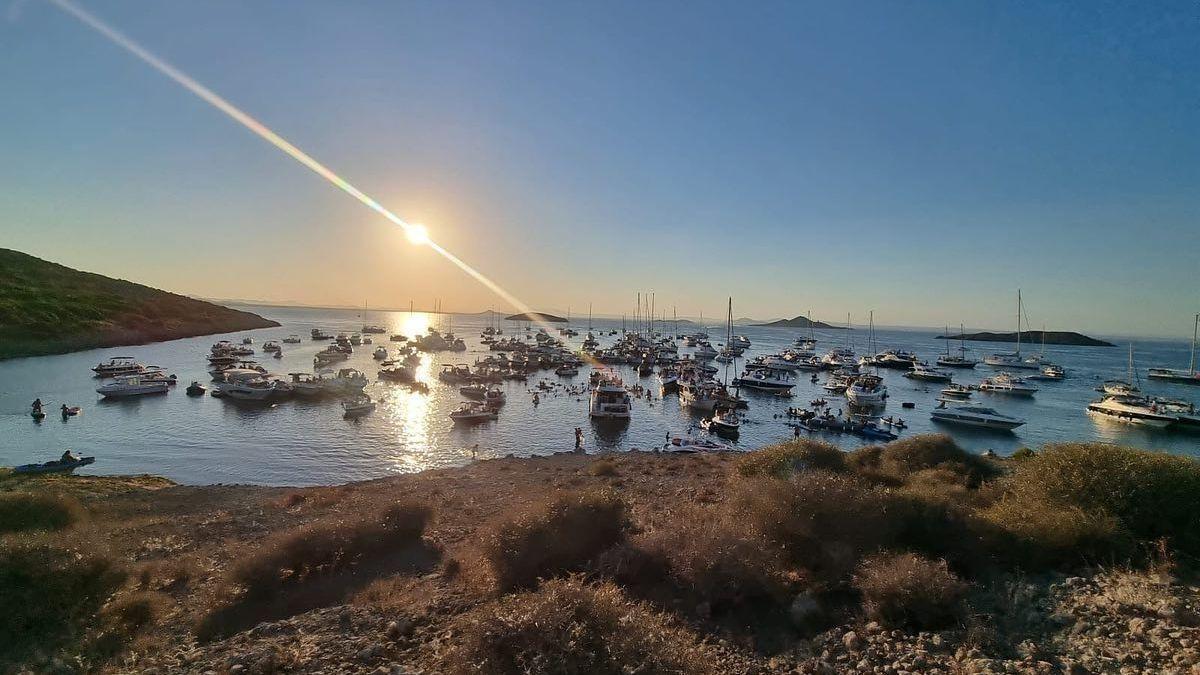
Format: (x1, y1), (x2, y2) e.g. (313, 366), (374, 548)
(588, 458), (619, 477)
(0, 492), (84, 533)
(854, 552), (968, 630)
(482, 489), (629, 591)
(434, 577), (722, 675)
(736, 438), (846, 477)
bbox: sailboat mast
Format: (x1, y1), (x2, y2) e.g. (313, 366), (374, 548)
(1191, 313), (1198, 373)
(1016, 289), (1022, 356)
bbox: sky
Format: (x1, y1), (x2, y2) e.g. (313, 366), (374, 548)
(1, 1), (1198, 337)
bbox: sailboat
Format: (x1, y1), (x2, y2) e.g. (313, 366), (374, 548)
(715, 299), (740, 363)
(937, 324), (978, 368)
(1099, 344), (1142, 396)
(983, 290), (1039, 369)
(1147, 314), (1200, 385)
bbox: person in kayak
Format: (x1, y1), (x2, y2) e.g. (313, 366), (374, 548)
(32, 398), (43, 411)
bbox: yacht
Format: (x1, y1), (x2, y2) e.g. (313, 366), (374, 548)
(937, 324), (978, 368)
(282, 334), (301, 344)
(555, 364), (579, 376)
(219, 377), (280, 401)
(731, 335), (751, 350)
(931, 405), (1025, 430)
(978, 372), (1038, 396)
(758, 354), (801, 372)
(658, 367), (679, 392)
(92, 356), (145, 377)
(1030, 364), (1066, 381)
(984, 291), (1040, 369)
(845, 373), (887, 405)
(905, 363), (952, 383)
(314, 346), (350, 365)
(342, 394), (376, 417)
(96, 374), (170, 398)
(450, 401), (498, 423)
(694, 342), (718, 360)
(362, 324), (387, 334)
(377, 365), (414, 382)
(590, 375), (632, 419)
(321, 368), (368, 395)
(1147, 314), (1200, 385)
(289, 373), (324, 396)
(310, 328), (333, 340)
(701, 409), (740, 436)
(821, 347), (857, 370)
(460, 383), (488, 399)
(679, 380), (721, 413)
(872, 349), (919, 370)
(733, 366), (795, 392)
(1087, 395), (1177, 428)
(940, 383), (973, 399)
(262, 341), (281, 353)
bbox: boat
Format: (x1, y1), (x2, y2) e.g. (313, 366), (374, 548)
(590, 374), (632, 419)
(96, 375), (170, 398)
(60, 405), (81, 418)
(91, 356), (145, 377)
(483, 387), (507, 407)
(450, 401), (498, 423)
(185, 381), (207, 396)
(658, 367), (679, 392)
(1087, 395), (1177, 428)
(701, 408), (740, 436)
(322, 368), (368, 395)
(679, 380), (721, 413)
(555, 364), (580, 376)
(311, 328), (333, 340)
(13, 455), (96, 475)
(662, 436), (732, 453)
(733, 366), (795, 392)
(1099, 345), (1143, 396)
(983, 291), (1040, 369)
(460, 383), (488, 399)
(872, 349), (919, 370)
(241, 337), (253, 345)
(262, 341), (281, 353)
(845, 373), (887, 405)
(694, 342), (718, 360)
(1029, 364), (1066, 381)
(905, 363), (952, 383)
(377, 365), (414, 382)
(940, 383), (973, 399)
(977, 372), (1038, 396)
(282, 334), (302, 344)
(390, 334), (408, 342)
(342, 394), (376, 418)
(272, 349), (283, 359)
(937, 324), (978, 368)
(218, 377), (278, 401)
(931, 405), (1025, 430)
(373, 346), (388, 360)
(362, 324), (387, 334)
(1153, 398), (1200, 427)
(289, 372), (325, 396)
(1147, 314), (1200, 385)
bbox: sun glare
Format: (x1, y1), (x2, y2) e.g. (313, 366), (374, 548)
(405, 223), (430, 246)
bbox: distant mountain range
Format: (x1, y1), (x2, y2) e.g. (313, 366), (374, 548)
(505, 312), (567, 323)
(754, 315), (848, 329)
(936, 330), (1114, 347)
(1, 249), (278, 360)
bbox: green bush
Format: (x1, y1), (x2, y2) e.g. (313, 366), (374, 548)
(849, 434), (997, 487)
(1000, 443), (1200, 557)
(483, 490), (629, 591)
(435, 577), (721, 675)
(0, 534), (125, 663)
(854, 552), (967, 630)
(0, 492), (84, 533)
(737, 439), (846, 478)
(981, 496), (1131, 568)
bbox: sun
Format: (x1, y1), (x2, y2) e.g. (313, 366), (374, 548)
(405, 223), (430, 246)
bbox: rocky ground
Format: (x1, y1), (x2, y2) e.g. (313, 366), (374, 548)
(6, 451), (1199, 675)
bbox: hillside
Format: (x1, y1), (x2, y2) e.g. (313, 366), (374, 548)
(936, 330), (1114, 347)
(0, 249), (278, 360)
(505, 311), (567, 323)
(756, 315), (847, 329)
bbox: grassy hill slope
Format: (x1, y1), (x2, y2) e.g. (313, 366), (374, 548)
(0, 249), (278, 360)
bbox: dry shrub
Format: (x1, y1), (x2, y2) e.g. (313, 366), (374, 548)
(434, 577), (721, 675)
(849, 434), (996, 487)
(0, 533), (125, 663)
(734, 471), (902, 582)
(231, 500), (431, 601)
(981, 497), (1129, 568)
(135, 556), (199, 593)
(634, 508), (792, 612)
(588, 458), (619, 477)
(0, 492), (85, 533)
(737, 439), (845, 478)
(999, 443), (1200, 557)
(482, 490), (629, 592)
(854, 552), (967, 630)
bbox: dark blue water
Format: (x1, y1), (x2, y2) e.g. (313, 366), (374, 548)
(1, 305), (1196, 485)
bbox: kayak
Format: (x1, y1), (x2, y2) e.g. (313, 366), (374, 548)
(13, 456), (95, 475)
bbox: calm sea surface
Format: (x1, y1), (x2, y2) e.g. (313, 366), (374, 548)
(1, 305), (1197, 486)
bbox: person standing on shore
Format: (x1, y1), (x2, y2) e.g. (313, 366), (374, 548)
(574, 427), (583, 450)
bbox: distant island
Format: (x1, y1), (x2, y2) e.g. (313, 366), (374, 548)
(505, 312), (567, 323)
(936, 330), (1114, 347)
(0, 248), (278, 360)
(755, 315), (847, 329)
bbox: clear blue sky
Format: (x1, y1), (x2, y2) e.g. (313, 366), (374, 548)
(2, 1), (1197, 336)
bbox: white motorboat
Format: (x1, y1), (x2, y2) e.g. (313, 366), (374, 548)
(96, 374), (170, 398)
(905, 363), (952, 383)
(590, 374), (632, 419)
(1099, 344), (1143, 396)
(731, 335), (751, 350)
(219, 377), (278, 401)
(362, 324), (387, 334)
(321, 368), (368, 395)
(846, 373), (887, 405)
(978, 372), (1038, 396)
(1087, 395), (1177, 428)
(733, 366), (795, 392)
(342, 394), (376, 417)
(311, 328), (333, 340)
(262, 341), (281, 353)
(759, 355), (801, 372)
(483, 387), (507, 407)
(1147, 313), (1200, 385)
(1029, 364), (1066, 381)
(282, 334), (301, 344)
(694, 342), (718, 359)
(289, 372), (324, 396)
(940, 383), (973, 399)
(377, 365), (415, 382)
(373, 346), (388, 360)
(662, 435), (732, 453)
(701, 409), (740, 436)
(450, 401), (498, 423)
(92, 356), (145, 377)
(821, 347), (858, 369)
(555, 364), (580, 376)
(931, 405), (1025, 430)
